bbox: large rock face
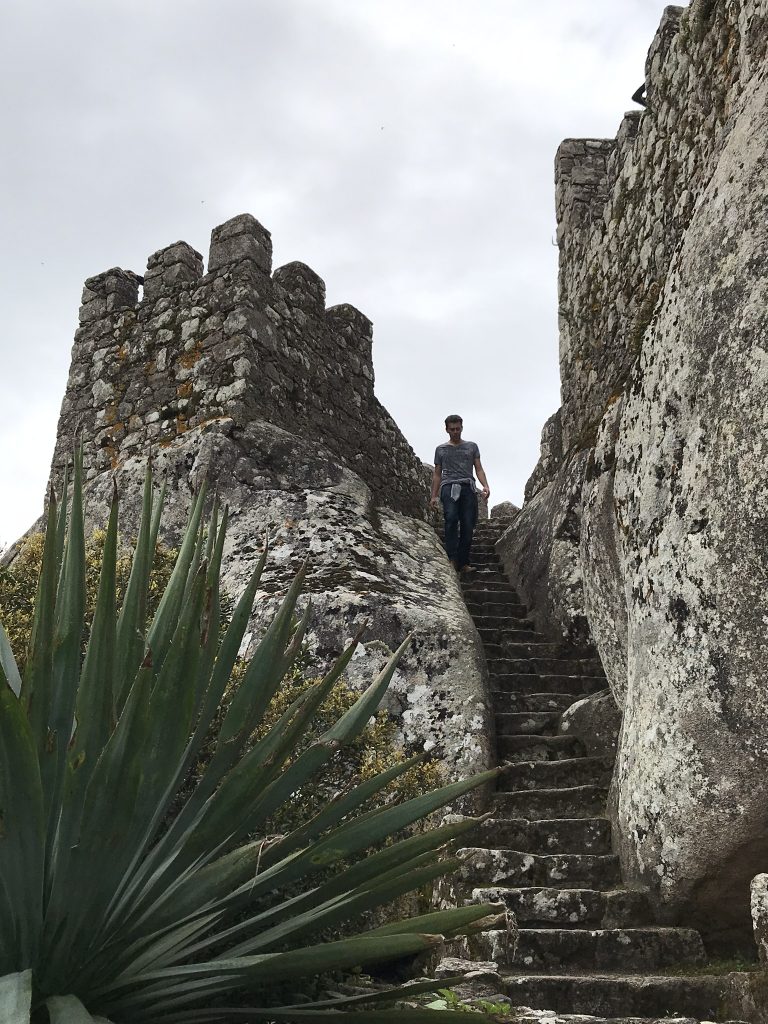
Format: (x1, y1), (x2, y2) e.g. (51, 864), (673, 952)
(611, 68), (768, 942)
(501, 0), (768, 940)
(27, 213), (494, 796)
(496, 413), (590, 645)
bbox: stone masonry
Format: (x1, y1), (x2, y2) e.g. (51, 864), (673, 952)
(51, 213), (425, 519)
(36, 214), (495, 792)
(555, 0), (766, 453)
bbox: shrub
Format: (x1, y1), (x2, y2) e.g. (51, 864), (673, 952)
(0, 528), (177, 673)
(0, 457), (501, 1023)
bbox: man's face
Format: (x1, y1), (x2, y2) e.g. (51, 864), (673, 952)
(445, 421), (463, 443)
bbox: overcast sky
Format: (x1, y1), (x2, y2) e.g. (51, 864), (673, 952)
(0, 0), (674, 545)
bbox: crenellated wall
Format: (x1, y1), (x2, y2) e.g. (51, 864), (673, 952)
(51, 213), (426, 519)
(555, 1), (766, 453)
(36, 213), (494, 798)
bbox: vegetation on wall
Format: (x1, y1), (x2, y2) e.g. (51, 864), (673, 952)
(0, 457), (501, 1023)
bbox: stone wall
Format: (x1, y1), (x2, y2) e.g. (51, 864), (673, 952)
(51, 214), (426, 519)
(556, 0), (766, 452)
(38, 214), (494, 799)
(498, 0), (768, 942)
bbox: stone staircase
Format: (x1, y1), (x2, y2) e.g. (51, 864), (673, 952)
(450, 518), (756, 1021)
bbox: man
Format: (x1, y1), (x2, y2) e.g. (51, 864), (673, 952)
(430, 415), (490, 573)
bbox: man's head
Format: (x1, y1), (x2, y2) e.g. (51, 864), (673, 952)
(444, 415), (463, 442)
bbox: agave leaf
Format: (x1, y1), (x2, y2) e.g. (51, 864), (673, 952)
(181, 515), (206, 615)
(21, 486), (59, 729)
(103, 688), (315, 950)
(114, 464), (156, 710)
(39, 663), (153, 991)
(47, 484), (119, 947)
(194, 505), (227, 708)
(64, 562), (210, 961)
(0, 675), (45, 969)
(0, 880), (20, 976)
(267, 751), (427, 862)
(97, 933), (444, 1015)
(70, 484), (119, 777)
(222, 857), (460, 959)
(181, 535), (266, 775)
(206, 974), (473, 1015)
(367, 902), (505, 938)
(225, 767), (497, 909)
(160, 623), (367, 873)
(144, 483), (207, 675)
(182, 1011), (495, 1024)
(118, 623), (371, 935)
(155, 808), (483, 959)
(43, 447), (86, 857)
(54, 462), (70, 579)
(148, 475), (166, 554)
(106, 910), (222, 983)
(221, 806), (485, 932)
(0, 622), (21, 698)
(120, 566), (307, 914)
(0, 970), (32, 1023)
(215, 563), (307, 750)
(200, 632), (414, 851)
(46, 993), (114, 1023)
(100, 535), (269, 940)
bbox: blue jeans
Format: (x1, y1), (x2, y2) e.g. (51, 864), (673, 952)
(441, 484), (478, 570)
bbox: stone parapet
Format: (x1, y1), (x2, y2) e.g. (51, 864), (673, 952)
(50, 214), (427, 518)
(555, 0), (765, 451)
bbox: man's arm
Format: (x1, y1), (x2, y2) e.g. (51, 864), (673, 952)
(430, 464), (442, 508)
(474, 457), (490, 500)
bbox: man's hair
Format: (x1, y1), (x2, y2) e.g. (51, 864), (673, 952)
(445, 415), (463, 427)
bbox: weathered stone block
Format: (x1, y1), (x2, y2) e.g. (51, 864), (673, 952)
(273, 261), (326, 317)
(208, 213), (272, 274)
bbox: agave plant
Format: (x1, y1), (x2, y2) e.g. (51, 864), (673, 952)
(0, 455), (501, 1023)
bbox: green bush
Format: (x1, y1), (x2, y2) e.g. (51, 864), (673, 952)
(0, 457), (501, 1023)
(0, 528), (177, 673)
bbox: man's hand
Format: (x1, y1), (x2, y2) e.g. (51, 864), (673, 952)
(430, 495), (440, 510)
(481, 486), (490, 500)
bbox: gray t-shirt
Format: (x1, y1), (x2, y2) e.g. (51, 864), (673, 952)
(434, 440), (480, 489)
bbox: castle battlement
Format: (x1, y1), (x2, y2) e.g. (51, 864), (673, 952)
(552, 0), (765, 452)
(52, 213), (425, 517)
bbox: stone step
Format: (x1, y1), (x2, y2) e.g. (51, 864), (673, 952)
(464, 594), (525, 610)
(484, 627), (546, 644)
(499, 758), (613, 792)
(479, 622), (536, 638)
(497, 734), (585, 762)
(466, 591), (521, 605)
(490, 672), (608, 697)
(494, 711), (561, 735)
(462, 570), (507, 583)
(480, 627), (542, 644)
(474, 611), (531, 627)
(493, 785), (609, 820)
(498, 973), (737, 1020)
(468, 885), (650, 928)
(470, 816), (612, 855)
(468, 602), (529, 619)
(500, 639), (599, 657)
(463, 581), (519, 595)
(456, 848), (622, 890)
(476, 926), (706, 972)
(489, 657), (605, 676)
(491, 691), (577, 714)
